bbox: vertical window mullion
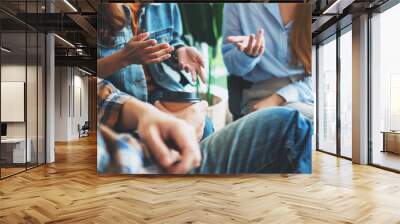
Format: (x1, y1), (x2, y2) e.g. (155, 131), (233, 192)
(336, 28), (341, 157)
(25, 0), (28, 171)
(316, 44), (320, 151)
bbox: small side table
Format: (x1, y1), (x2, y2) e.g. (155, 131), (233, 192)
(381, 131), (400, 154)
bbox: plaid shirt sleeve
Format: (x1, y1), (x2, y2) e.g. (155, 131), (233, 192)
(96, 79), (162, 174)
(97, 125), (162, 174)
(97, 79), (132, 129)
(97, 126), (146, 174)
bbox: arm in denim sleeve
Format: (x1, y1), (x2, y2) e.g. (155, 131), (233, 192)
(276, 76), (314, 104)
(169, 3), (185, 48)
(221, 4), (261, 76)
(97, 79), (133, 129)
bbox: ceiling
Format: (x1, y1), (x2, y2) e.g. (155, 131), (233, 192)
(0, 0), (98, 72)
(0, 0), (393, 72)
(312, 0), (390, 43)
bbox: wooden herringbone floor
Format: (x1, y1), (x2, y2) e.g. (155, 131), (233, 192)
(1, 135), (400, 224)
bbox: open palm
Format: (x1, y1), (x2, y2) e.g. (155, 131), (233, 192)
(176, 47), (206, 83)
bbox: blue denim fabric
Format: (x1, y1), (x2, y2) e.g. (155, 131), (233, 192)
(202, 117), (215, 140)
(99, 107), (311, 174)
(97, 132), (110, 173)
(194, 107), (312, 174)
(98, 3), (187, 102)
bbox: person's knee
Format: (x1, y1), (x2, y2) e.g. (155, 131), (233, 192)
(250, 106), (297, 123)
(250, 107), (312, 134)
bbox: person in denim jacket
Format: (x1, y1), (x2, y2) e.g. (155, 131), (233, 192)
(97, 3), (213, 139)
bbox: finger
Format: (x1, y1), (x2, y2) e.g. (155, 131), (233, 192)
(245, 34), (255, 55)
(99, 125), (117, 143)
(190, 67), (198, 82)
(236, 43), (246, 51)
(178, 62), (184, 70)
(258, 43), (265, 56)
(136, 39), (157, 49)
(154, 101), (169, 112)
(147, 47), (174, 60)
(183, 64), (190, 73)
(259, 28), (265, 38)
(167, 125), (201, 173)
(256, 28), (264, 41)
(181, 63), (190, 73)
(145, 126), (178, 168)
(169, 150), (182, 164)
(146, 54), (171, 64)
(198, 66), (207, 83)
(133, 32), (150, 41)
(253, 30), (263, 56)
(226, 35), (246, 43)
(257, 29), (265, 54)
(143, 43), (173, 54)
(190, 68), (196, 82)
(196, 53), (205, 68)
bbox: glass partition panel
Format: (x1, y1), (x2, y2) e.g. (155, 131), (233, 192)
(371, 4), (400, 171)
(27, 31), (38, 169)
(317, 37), (337, 154)
(0, 0), (46, 179)
(1, 31), (27, 177)
(38, 32), (45, 165)
(339, 29), (352, 158)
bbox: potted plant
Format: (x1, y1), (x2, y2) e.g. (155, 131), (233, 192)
(179, 3), (227, 130)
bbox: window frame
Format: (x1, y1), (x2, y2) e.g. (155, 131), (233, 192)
(367, 0), (400, 173)
(315, 24), (353, 160)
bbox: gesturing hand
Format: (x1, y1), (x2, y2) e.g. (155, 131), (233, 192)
(226, 29), (265, 57)
(122, 32), (175, 65)
(176, 47), (207, 83)
(137, 105), (201, 174)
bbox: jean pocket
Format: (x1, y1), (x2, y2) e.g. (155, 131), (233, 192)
(149, 27), (173, 44)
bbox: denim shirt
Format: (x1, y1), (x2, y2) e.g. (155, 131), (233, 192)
(222, 3), (314, 104)
(98, 3), (186, 102)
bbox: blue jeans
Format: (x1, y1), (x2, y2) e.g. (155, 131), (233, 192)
(98, 106), (312, 174)
(193, 107), (312, 174)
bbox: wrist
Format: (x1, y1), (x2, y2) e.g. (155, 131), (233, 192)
(120, 98), (155, 130)
(135, 101), (156, 120)
(273, 93), (286, 105)
(174, 45), (185, 56)
(118, 47), (130, 68)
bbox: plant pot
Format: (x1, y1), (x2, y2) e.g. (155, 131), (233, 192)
(199, 93), (227, 131)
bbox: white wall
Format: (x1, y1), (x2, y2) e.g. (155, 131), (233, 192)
(54, 67), (89, 141)
(1, 63), (46, 164)
(1, 64), (41, 138)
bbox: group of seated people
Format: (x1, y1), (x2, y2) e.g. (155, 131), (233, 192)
(97, 3), (314, 174)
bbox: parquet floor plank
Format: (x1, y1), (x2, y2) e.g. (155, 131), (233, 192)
(0, 135), (399, 223)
